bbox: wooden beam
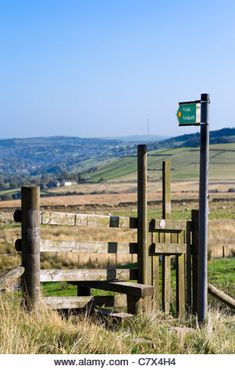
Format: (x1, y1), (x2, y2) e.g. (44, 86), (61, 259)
(151, 219), (187, 231)
(41, 211), (137, 229)
(43, 296), (93, 309)
(40, 268), (137, 282)
(76, 281), (154, 297)
(40, 240), (138, 254)
(208, 284), (235, 310)
(151, 241), (186, 254)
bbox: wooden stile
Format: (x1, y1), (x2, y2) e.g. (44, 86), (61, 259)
(13, 157), (195, 319)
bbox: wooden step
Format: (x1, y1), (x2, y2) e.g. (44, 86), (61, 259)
(76, 281), (154, 297)
(43, 296), (94, 309)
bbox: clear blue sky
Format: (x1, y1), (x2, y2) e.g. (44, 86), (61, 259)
(0, 0), (235, 139)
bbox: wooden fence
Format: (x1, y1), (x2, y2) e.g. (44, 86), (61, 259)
(11, 147), (201, 318)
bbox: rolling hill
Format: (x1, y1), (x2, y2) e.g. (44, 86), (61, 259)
(0, 128), (234, 192)
(80, 143), (235, 183)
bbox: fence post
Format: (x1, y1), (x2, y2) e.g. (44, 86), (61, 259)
(21, 186), (40, 309)
(137, 145), (151, 311)
(191, 209), (199, 315)
(162, 161), (171, 314)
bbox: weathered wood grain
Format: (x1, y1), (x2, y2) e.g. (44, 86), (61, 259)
(151, 241), (186, 254)
(41, 211), (137, 229)
(40, 268), (137, 282)
(40, 239), (138, 254)
(43, 296), (93, 309)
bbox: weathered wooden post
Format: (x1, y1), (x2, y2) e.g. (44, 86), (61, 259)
(137, 145), (151, 311)
(162, 160), (171, 313)
(21, 186), (40, 309)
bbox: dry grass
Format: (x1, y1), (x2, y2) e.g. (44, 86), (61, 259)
(0, 295), (234, 354)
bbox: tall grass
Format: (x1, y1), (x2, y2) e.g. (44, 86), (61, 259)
(0, 295), (234, 354)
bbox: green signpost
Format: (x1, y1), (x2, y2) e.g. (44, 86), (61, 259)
(177, 101), (201, 126)
(177, 94), (210, 325)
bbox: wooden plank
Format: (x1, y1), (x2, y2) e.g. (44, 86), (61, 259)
(41, 211), (76, 226)
(43, 296), (93, 309)
(151, 241), (186, 254)
(151, 219), (187, 231)
(176, 231), (185, 319)
(162, 250), (171, 313)
(152, 234), (160, 310)
(76, 281), (154, 297)
(40, 240), (138, 254)
(208, 284), (235, 310)
(40, 268), (137, 282)
(0, 266), (24, 290)
(41, 211), (137, 229)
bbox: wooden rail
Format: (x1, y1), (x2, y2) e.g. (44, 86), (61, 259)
(41, 211), (137, 228)
(208, 283), (235, 310)
(40, 268), (137, 282)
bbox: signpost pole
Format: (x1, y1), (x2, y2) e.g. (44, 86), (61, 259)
(198, 93), (209, 323)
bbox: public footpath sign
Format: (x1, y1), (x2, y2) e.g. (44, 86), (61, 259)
(177, 94), (210, 325)
(177, 101), (201, 126)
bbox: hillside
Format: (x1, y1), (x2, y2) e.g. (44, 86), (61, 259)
(149, 127), (235, 150)
(80, 143), (235, 183)
(0, 128), (234, 192)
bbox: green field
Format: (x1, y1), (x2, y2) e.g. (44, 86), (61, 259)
(80, 143), (235, 182)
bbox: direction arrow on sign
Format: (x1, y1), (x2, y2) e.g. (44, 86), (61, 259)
(177, 102), (201, 126)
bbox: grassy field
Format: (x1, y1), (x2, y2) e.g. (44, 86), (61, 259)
(0, 295), (234, 354)
(79, 143), (235, 182)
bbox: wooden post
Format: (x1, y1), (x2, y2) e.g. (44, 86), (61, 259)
(21, 186), (40, 309)
(176, 231), (185, 319)
(162, 161), (171, 314)
(137, 145), (151, 311)
(162, 160), (171, 218)
(191, 209), (199, 315)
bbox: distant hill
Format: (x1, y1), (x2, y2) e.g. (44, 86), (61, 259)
(151, 127), (235, 150)
(0, 127), (234, 192)
(102, 135), (169, 143)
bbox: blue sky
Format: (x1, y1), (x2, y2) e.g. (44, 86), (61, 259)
(0, 0), (235, 139)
